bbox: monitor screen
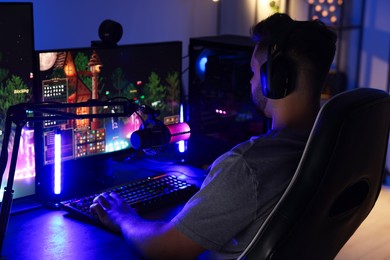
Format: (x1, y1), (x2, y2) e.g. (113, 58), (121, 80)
(36, 42), (183, 163)
(34, 42), (183, 198)
(0, 3), (36, 201)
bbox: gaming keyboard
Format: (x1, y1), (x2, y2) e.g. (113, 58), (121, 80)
(61, 173), (199, 223)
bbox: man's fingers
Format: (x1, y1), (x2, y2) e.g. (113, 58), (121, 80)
(92, 192), (112, 210)
(109, 192), (122, 202)
(90, 202), (105, 216)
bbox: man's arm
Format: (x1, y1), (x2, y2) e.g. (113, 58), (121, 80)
(90, 192), (205, 259)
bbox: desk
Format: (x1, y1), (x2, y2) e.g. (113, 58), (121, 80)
(2, 158), (212, 259)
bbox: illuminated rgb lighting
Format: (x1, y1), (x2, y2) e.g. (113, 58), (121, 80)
(106, 139), (130, 152)
(195, 49), (214, 81)
(307, 0), (343, 25)
(54, 132), (62, 195)
(199, 57), (208, 74)
(216, 109), (227, 115)
(178, 104), (186, 153)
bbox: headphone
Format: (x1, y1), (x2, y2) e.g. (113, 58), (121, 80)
(260, 25), (296, 99)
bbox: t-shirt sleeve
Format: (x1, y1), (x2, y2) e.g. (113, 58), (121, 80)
(171, 152), (258, 251)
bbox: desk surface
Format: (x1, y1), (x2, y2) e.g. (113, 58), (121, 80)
(2, 158), (212, 259)
(4, 206), (136, 259)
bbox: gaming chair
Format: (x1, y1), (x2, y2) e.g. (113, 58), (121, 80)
(238, 87), (390, 259)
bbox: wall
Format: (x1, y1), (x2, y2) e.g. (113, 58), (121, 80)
(219, 0), (289, 36)
(219, 0), (256, 36)
(359, 0), (389, 91)
(31, 0), (218, 51)
(361, 0), (390, 175)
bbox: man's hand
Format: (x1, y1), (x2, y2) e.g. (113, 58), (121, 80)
(90, 191), (205, 259)
(90, 192), (135, 233)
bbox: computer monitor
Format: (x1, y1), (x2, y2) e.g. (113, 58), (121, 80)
(0, 3), (36, 202)
(34, 42), (183, 199)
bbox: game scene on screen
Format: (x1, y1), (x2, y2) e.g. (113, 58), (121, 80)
(35, 42), (182, 165)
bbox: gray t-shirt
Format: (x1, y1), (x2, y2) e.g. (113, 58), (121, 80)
(171, 129), (308, 259)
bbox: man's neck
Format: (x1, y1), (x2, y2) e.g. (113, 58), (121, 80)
(271, 104), (319, 136)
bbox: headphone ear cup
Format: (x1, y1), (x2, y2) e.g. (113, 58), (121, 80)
(260, 60), (271, 98)
(260, 51), (293, 99)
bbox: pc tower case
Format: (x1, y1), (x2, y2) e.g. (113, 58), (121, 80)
(186, 35), (267, 168)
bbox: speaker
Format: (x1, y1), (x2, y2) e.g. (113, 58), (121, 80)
(260, 44), (293, 99)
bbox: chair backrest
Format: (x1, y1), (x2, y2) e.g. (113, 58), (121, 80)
(239, 87), (390, 260)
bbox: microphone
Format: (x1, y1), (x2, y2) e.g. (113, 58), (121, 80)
(130, 122), (191, 150)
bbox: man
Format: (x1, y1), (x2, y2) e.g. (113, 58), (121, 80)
(90, 13), (337, 259)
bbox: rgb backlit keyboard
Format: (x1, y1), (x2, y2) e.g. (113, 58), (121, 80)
(61, 173), (198, 223)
